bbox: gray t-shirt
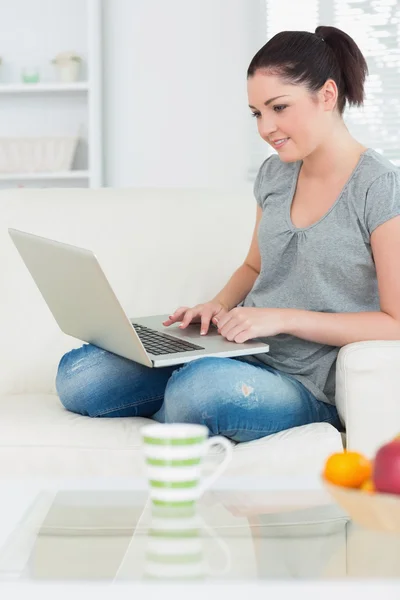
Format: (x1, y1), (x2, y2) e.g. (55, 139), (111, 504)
(243, 148), (400, 405)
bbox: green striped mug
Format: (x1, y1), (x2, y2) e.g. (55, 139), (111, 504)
(144, 505), (231, 580)
(141, 423), (233, 506)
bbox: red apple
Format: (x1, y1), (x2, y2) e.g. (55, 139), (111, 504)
(373, 439), (400, 494)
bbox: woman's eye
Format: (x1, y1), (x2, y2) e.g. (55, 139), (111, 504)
(273, 105), (287, 112)
(251, 112), (261, 119)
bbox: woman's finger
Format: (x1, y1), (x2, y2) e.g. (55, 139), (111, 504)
(200, 309), (214, 335)
(215, 310), (232, 331)
(162, 307), (189, 326)
(222, 322), (248, 343)
(212, 306), (228, 325)
(179, 308), (197, 329)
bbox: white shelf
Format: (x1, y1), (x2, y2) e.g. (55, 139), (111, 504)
(0, 82), (89, 94)
(0, 0), (102, 188)
(0, 170), (90, 181)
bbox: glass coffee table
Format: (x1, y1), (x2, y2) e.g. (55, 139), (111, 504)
(0, 476), (399, 585)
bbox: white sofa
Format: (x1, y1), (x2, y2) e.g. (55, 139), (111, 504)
(1, 186), (400, 478)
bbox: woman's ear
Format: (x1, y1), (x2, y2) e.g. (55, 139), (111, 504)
(321, 79), (338, 112)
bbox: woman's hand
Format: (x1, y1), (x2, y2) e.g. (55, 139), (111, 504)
(215, 307), (287, 343)
(162, 301), (229, 335)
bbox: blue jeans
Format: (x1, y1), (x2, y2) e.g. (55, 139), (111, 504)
(55, 344), (342, 443)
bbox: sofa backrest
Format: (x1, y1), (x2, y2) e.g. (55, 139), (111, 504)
(0, 186), (255, 394)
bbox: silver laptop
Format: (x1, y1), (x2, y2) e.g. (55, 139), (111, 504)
(8, 228), (269, 368)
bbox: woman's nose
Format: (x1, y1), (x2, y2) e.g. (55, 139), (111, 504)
(258, 116), (277, 141)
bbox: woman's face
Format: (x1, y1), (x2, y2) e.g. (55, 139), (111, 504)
(247, 72), (332, 162)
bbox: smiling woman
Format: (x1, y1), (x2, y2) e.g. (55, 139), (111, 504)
(246, 27), (368, 162)
(55, 25), (400, 445)
(236, 25), (400, 406)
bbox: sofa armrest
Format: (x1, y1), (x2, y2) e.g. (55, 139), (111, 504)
(336, 341), (400, 457)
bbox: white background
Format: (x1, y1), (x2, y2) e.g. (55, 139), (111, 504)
(0, 0), (264, 188)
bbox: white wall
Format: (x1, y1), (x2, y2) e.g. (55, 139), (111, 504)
(103, 0), (263, 187)
(0, 0), (265, 188)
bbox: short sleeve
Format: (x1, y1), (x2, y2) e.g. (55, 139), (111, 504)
(365, 170), (400, 235)
(253, 155), (274, 209)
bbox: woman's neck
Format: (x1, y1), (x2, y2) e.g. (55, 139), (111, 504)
(301, 124), (367, 180)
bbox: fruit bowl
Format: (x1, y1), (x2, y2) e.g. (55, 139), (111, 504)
(324, 479), (400, 534)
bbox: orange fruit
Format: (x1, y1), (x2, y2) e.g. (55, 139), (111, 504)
(360, 478), (375, 493)
(323, 451), (372, 488)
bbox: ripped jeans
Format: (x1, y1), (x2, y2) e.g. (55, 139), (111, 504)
(55, 344), (342, 443)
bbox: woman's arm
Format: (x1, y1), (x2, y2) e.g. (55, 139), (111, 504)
(213, 206), (262, 310)
(282, 309), (400, 346)
(213, 263), (259, 311)
(283, 216), (400, 346)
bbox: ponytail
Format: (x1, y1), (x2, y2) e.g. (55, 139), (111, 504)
(315, 25), (368, 110)
(247, 25), (368, 114)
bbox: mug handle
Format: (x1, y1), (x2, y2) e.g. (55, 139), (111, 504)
(202, 519), (232, 576)
(197, 436), (233, 496)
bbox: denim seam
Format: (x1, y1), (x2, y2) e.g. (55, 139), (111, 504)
(221, 428), (284, 435)
(93, 394), (164, 417)
(221, 420), (338, 435)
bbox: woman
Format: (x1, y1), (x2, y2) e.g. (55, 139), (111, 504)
(56, 25), (400, 442)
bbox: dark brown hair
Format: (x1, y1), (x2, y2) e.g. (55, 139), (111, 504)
(247, 26), (368, 114)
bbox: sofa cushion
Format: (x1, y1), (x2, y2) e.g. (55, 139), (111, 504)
(0, 393), (343, 478)
(226, 422), (343, 477)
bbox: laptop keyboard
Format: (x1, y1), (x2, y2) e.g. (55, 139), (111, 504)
(132, 323), (205, 355)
